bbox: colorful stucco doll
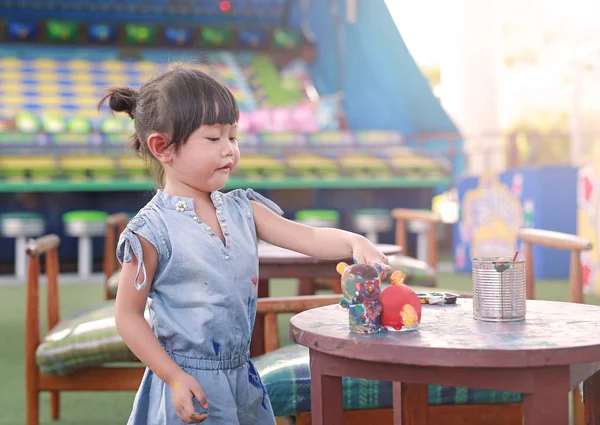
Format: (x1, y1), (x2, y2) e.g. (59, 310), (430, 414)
(337, 262), (385, 333)
(380, 271), (422, 331)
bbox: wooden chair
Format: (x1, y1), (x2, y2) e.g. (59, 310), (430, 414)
(392, 208), (441, 273)
(517, 228), (592, 303)
(517, 228), (593, 425)
(25, 234), (143, 425)
(102, 212), (128, 300)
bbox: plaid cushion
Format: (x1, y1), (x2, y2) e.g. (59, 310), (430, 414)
(36, 301), (142, 375)
(254, 344), (522, 417)
(107, 270), (120, 297)
(386, 255), (436, 288)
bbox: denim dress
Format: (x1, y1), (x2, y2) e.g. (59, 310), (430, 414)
(116, 188), (280, 425)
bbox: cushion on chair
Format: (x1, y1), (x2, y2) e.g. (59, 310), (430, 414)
(107, 270), (120, 297)
(385, 255), (437, 287)
(36, 301), (141, 375)
(253, 344), (522, 418)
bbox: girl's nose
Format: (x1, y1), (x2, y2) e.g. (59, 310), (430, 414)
(222, 142), (234, 157)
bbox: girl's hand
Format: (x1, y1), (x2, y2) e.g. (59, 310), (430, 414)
(170, 371), (209, 423)
(352, 237), (392, 279)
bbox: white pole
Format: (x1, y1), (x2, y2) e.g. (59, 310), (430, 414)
(15, 237), (27, 281)
(570, 64), (584, 166)
(417, 232), (428, 263)
(440, 0), (502, 175)
(366, 230), (378, 244)
(79, 236), (92, 278)
(347, 0), (357, 24)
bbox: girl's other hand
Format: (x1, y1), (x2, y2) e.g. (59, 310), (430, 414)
(352, 237), (392, 280)
(170, 370), (209, 423)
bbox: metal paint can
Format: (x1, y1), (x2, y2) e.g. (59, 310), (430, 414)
(472, 257), (526, 322)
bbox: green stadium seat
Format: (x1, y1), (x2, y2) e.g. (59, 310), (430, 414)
(340, 154), (391, 177)
(59, 156), (117, 179)
(0, 156), (57, 180)
(286, 153), (339, 178)
(41, 114), (67, 134)
(236, 154), (286, 178)
(68, 117), (92, 134)
(14, 112), (41, 133)
(63, 210), (110, 278)
(100, 117), (126, 134)
(295, 209), (340, 227)
(118, 155), (149, 179)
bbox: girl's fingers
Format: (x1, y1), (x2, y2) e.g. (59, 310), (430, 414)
(180, 395), (196, 421)
(191, 383), (208, 409)
(190, 412), (209, 423)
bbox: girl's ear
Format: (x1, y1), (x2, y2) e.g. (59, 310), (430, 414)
(147, 133), (173, 164)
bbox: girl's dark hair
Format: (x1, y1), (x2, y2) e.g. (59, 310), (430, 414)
(99, 63), (239, 188)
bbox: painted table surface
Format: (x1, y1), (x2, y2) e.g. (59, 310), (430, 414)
(257, 242), (401, 265)
(290, 299), (600, 368)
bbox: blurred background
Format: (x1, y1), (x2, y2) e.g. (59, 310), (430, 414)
(0, 0), (463, 278)
(2, 0), (600, 293)
(2, 1), (600, 423)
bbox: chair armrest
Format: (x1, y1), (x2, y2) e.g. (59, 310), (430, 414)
(391, 209), (441, 223)
(25, 234), (60, 256)
(103, 213), (129, 300)
(516, 228), (593, 303)
(517, 228), (592, 252)
(256, 294), (343, 315)
(256, 294), (343, 353)
(391, 209), (441, 271)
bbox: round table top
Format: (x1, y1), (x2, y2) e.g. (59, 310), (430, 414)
(290, 299), (600, 368)
(257, 242), (401, 264)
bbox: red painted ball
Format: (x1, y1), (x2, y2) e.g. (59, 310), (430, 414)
(380, 271), (422, 331)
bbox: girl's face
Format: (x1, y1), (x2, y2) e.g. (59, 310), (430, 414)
(167, 123), (240, 193)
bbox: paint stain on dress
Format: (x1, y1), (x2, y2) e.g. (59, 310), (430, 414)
(211, 337), (220, 356)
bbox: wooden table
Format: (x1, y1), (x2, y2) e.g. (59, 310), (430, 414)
(251, 243), (401, 357)
(290, 299), (600, 424)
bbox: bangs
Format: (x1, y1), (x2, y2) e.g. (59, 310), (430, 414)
(198, 82), (239, 126)
(164, 66), (239, 147)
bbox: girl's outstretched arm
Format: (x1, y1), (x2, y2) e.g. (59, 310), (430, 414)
(251, 201), (391, 274)
(114, 235), (208, 423)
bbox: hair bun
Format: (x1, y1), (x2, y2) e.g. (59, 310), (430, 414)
(102, 87), (138, 119)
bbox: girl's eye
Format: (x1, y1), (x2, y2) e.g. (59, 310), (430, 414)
(229, 137), (238, 142)
(208, 138), (220, 142)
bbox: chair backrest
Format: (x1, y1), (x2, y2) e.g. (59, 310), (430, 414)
(103, 213), (129, 300)
(25, 234), (61, 388)
(391, 208), (441, 269)
(517, 228), (593, 303)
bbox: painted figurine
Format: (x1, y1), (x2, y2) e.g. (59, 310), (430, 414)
(380, 271), (422, 331)
(337, 262), (385, 334)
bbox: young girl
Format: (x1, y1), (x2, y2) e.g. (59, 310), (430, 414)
(104, 64), (391, 425)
